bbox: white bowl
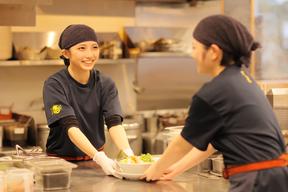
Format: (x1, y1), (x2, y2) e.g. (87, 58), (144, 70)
(118, 161), (152, 174)
(117, 156), (159, 175)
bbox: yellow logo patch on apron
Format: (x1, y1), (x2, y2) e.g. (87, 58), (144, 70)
(50, 104), (62, 115)
(240, 70), (252, 84)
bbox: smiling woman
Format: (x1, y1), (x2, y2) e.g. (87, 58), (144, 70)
(42, 24), (134, 179)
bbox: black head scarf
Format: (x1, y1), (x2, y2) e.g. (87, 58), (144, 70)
(58, 24), (98, 66)
(193, 14), (260, 67)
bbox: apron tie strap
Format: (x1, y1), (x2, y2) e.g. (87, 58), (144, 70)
(223, 153), (288, 179)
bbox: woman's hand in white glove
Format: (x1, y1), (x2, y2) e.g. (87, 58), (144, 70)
(93, 151), (122, 179)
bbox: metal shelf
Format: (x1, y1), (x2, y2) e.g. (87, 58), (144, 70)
(0, 59), (137, 67)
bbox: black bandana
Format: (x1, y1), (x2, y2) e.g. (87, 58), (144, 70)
(58, 24), (98, 50)
(193, 15), (260, 67)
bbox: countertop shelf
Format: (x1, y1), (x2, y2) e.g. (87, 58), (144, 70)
(0, 59), (137, 67)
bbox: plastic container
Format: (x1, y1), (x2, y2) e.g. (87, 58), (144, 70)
(42, 170), (71, 190)
(24, 158), (77, 190)
(0, 171), (7, 192)
(6, 168), (34, 192)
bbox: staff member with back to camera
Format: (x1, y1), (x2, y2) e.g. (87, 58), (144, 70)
(43, 24), (134, 178)
(143, 15), (288, 191)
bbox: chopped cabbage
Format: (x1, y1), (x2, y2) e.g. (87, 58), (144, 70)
(119, 153), (154, 164)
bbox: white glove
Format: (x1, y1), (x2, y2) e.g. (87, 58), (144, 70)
(123, 148), (134, 157)
(93, 151), (122, 179)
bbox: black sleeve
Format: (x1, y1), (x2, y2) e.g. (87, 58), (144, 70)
(50, 115), (80, 133)
(101, 77), (123, 119)
(181, 95), (225, 151)
(43, 78), (75, 125)
(105, 115), (123, 129)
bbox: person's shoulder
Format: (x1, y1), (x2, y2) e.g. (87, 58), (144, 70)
(197, 66), (242, 101)
(45, 68), (67, 85)
(95, 69), (115, 86)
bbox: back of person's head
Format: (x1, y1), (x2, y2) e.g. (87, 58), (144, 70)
(193, 14), (260, 68)
(58, 24), (98, 66)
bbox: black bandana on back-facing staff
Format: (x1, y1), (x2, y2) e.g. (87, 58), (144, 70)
(193, 14), (260, 67)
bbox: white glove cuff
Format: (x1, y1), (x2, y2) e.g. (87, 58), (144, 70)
(123, 148), (134, 157)
(93, 151), (106, 162)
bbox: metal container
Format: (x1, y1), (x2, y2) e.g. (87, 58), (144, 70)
(37, 124), (50, 151)
(212, 157), (224, 174)
(3, 122), (28, 146)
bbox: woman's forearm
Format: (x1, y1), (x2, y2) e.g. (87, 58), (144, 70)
(173, 144), (216, 174)
(108, 125), (131, 151)
(67, 127), (98, 158)
(153, 135), (193, 172)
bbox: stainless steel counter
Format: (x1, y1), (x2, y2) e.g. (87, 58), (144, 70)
(65, 164), (229, 192)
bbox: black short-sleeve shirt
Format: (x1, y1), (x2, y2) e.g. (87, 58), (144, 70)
(43, 68), (123, 156)
(181, 65), (286, 165)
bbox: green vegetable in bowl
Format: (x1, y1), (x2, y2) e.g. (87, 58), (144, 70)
(118, 153), (154, 164)
(140, 153), (153, 163)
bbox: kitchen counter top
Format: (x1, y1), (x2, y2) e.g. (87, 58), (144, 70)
(61, 163), (229, 192)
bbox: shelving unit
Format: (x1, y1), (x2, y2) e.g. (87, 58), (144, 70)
(0, 59), (136, 67)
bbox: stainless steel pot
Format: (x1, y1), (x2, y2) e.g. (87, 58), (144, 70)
(37, 124), (49, 151)
(212, 157), (224, 174)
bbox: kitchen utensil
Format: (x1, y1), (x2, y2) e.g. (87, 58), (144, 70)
(45, 47), (61, 59)
(17, 46), (47, 60)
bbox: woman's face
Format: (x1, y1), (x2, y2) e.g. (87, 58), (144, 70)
(64, 41), (100, 71)
(191, 38), (221, 76)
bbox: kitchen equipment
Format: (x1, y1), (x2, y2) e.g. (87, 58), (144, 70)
(15, 144), (43, 157)
(16, 46), (47, 60)
(0, 106), (12, 120)
(6, 168), (34, 192)
(45, 47), (61, 60)
(13, 32), (60, 60)
(37, 124), (49, 151)
(3, 114), (33, 147)
(0, 27), (12, 60)
(23, 157), (77, 190)
(211, 156), (224, 174)
(3, 122), (28, 147)
(162, 125), (183, 145)
(267, 88), (288, 131)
